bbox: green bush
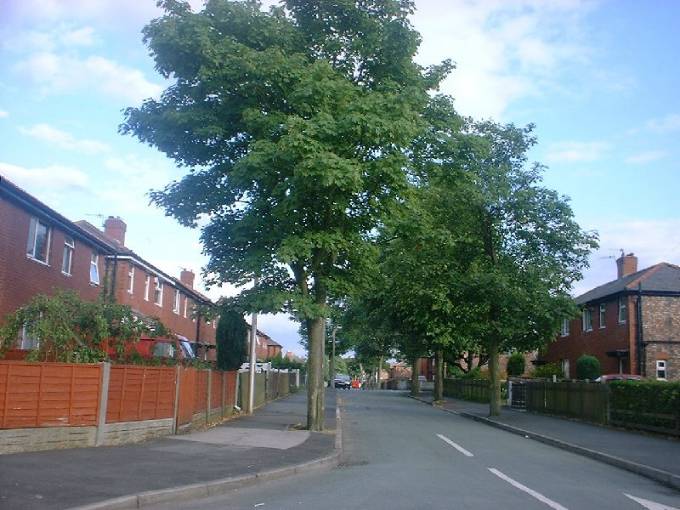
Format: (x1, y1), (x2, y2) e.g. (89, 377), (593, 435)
(531, 362), (563, 379)
(576, 355), (601, 380)
(609, 380), (680, 431)
(506, 353), (526, 377)
(216, 309), (248, 371)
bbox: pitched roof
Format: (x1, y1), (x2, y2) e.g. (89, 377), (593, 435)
(75, 220), (213, 305)
(575, 263), (680, 305)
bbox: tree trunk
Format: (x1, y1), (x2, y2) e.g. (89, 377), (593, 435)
(410, 358), (420, 396)
(434, 350), (444, 402)
(307, 316), (325, 431)
(329, 325), (337, 388)
(488, 338), (501, 417)
(377, 356), (383, 389)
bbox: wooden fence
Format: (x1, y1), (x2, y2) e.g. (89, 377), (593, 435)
(443, 378), (490, 403)
(106, 366), (176, 423)
(525, 381), (609, 424)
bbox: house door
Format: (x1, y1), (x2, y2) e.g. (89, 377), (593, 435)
(561, 359), (570, 379)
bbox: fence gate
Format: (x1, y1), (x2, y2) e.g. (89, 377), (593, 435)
(508, 380), (527, 409)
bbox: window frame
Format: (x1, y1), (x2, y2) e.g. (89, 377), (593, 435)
(127, 265), (135, 294)
(173, 289), (181, 315)
(560, 318), (570, 337)
(599, 303), (606, 329)
(89, 253), (100, 286)
(183, 297), (188, 318)
(144, 275), (151, 301)
(26, 217), (51, 265)
(618, 297), (627, 324)
(153, 277), (163, 307)
(582, 308), (593, 332)
(656, 360), (667, 381)
(61, 235), (75, 276)
(20, 323), (40, 350)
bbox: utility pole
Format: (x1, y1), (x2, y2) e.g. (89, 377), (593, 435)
(329, 324), (338, 387)
(247, 277), (259, 415)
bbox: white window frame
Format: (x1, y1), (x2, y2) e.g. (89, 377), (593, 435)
(618, 297), (627, 324)
(560, 319), (570, 337)
(127, 265), (135, 294)
(582, 308), (593, 332)
(144, 275), (151, 301)
(599, 303), (606, 329)
(90, 253), (100, 285)
(153, 277), (163, 307)
(20, 323), (40, 350)
(183, 297), (188, 318)
(656, 360), (667, 381)
(61, 235), (75, 276)
(26, 217), (51, 264)
(173, 289), (181, 314)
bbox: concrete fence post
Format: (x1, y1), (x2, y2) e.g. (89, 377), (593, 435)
(95, 362), (111, 447)
(172, 365), (181, 434)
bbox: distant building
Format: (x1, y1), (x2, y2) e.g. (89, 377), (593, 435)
(541, 253), (680, 381)
(246, 327), (282, 361)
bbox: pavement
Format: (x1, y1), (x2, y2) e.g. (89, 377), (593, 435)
(411, 391), (680, 489)
(141, 390), (680, 510)
(0, 390), (339, 510)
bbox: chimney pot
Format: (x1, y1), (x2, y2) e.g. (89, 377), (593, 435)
(180, 269), (195, 289)
(103, 216), (126, 246)
(616, 252), (638, 279)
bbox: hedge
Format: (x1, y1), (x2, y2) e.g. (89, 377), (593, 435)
(609, 380), (680, 433)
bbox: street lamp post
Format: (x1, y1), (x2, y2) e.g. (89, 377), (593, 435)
(247, 277), (259, 415)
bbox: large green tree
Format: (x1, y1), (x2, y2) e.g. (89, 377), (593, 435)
(121, 0), (448, 430)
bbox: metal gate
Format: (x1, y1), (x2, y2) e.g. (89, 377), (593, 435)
(508, 380), (527, 409)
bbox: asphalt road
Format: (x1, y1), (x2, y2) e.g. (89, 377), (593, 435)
(148, 390), (680, 510)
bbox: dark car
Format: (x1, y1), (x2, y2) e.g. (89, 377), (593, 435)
(334, 375), (351, 389)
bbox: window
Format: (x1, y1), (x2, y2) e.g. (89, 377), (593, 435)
(213, 318), (216, 329)
(144, 275), (151, 301)
(599, 303), (606, 329)
(20, 323), (40, 350)
(173, 289), (180, 314)
(183, 297), (188, 318)
(61, 236), (74, 275)
(656, 360), (667, 381)
(582, 308), (593, 332)
(127, 266), (135, 294)
(90, 253), (100, 285)
(153, 277), (163, 306)
(26, 217), (51, 264)
(618, 297), (627, 324)
(560, 319), (570, 337)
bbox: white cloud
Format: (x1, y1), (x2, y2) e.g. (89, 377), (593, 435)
(0, 161), (89, 190)
(413, 0), (595, 119)
(574, 218), (680, 296)
(60, 26), (95, 46)
(545, 141), (609, 163)
(20, 123), (110, 154)
(624, 150), (666, 165)
(645, 113), (680, 133)
(16, 52), (162, 104)
(0, 110), (8, 118)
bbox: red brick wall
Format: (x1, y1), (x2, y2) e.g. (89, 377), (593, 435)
(641, 296), (680, 381)
(542, 296), (632, 377)
(0, 199), (105, 326)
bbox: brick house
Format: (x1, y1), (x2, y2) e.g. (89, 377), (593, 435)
(541, 253), (680, 381)
(247, 327), (282, 361)
(0, 176), (217, 359)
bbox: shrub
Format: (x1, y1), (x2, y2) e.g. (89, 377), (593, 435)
(506, 353), (526, 377)
(531, 362), (563, 379)
(216, 309), (248, 371)
(609, 380), (680, 431)
(576, 355), (601, 380)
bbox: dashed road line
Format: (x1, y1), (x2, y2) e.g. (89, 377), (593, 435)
(488, 468), (568, 510)
(436, 434), (474, 457)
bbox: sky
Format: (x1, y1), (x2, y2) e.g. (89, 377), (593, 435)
(1, 0), (679, 357)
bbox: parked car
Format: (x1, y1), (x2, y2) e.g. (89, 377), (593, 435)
(334, 375), (351, 389)
(595, 374), (642, 383)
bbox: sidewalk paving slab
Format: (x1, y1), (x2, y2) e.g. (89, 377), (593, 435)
(410, 392), (680, 491)
(0, 390), (339, 510)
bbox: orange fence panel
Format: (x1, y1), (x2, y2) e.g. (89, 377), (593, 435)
(193, 370), (208, 414)
(177, 367), (196, 427)
(224, 371), (237, 408)
(0, 361), (101, 429)
(210, 370), (222, 409)
(106, 365), (176, 423)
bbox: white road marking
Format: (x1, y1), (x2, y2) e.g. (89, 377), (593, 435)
(625, 493), (680, 510)
(436, 434), (474, 457)
(488, 468), (568, 510)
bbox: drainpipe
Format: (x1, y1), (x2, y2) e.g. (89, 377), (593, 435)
(109, 254), (118, 303)
(636, 284), (644, 376)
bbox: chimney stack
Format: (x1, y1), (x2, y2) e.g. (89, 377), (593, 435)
(616, 252), (638, 279)
(180, 269), (195, 289)
(104, 216), (126, 246)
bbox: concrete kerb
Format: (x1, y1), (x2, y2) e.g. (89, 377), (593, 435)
(68, 399), (344, 510)
(407, 394), (680, 492)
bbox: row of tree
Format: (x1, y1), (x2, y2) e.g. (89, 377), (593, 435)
(123, 0), (597, 427)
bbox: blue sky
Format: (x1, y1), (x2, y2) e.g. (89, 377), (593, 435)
(1, 0), (679, 356)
